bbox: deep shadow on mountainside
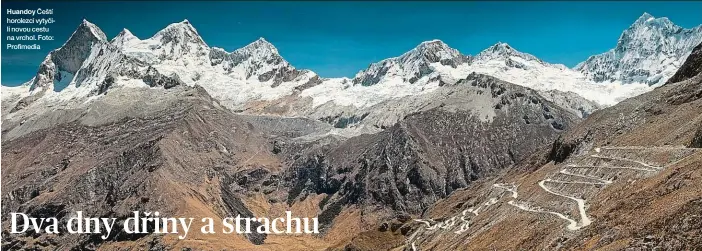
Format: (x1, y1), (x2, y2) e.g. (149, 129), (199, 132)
(342, 42), (702, 250)
(1, 73), (578, 250)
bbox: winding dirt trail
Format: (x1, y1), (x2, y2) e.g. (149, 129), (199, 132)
(406, 146), (697, 249)
(558, 169), (613, 184)
(589, 154), (663, 170)
(538, 180), (592, 228)
(507, 200), (580, 230)
(565, 164), (657, 172)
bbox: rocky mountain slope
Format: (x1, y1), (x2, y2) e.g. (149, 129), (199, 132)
(281, 72), (580, 220)
(2, 12), (701, 251)
(346, 41), (702, 250)
(1, 72), (580, 250)
(1, 86), (335, 250)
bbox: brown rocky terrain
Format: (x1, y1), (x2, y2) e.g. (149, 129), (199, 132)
(1, 86), (319, 250)
(1, 72), (579, 250)
(2, 15), (699, 249)
(342, 42), (702, 250)
(3, 46), (700, 249)
(278, 73), (580, 236)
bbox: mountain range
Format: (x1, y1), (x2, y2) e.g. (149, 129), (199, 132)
(2, 12), (702, 250)
(3, 13), (701, 128)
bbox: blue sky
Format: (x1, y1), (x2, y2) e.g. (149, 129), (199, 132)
(3, 1), (702, 86)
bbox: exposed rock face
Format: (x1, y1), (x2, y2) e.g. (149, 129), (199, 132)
(668, 42), (702, 84)
(346, 41), (702, 251)
(627, 198), (702, 250)
(537, 89), (601, 118)
(142, 66), (184, 89)
(691, 126), (702, 148)
(282, 74), (579, 219)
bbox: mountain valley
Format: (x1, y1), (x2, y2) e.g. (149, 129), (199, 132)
(2, 12), (702, 251)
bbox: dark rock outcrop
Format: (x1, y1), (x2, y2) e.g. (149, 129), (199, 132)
(667, 42), (702, 84)
(283, 74), (580, 217)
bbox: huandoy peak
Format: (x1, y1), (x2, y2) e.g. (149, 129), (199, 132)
(76, 19), (107, 42)
(28, 19), (110, 92)
(54, 19), (107, 50)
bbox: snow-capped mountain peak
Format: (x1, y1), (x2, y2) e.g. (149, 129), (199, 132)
(417, 39), (445, 47)
(76, 19), (108, 43)
(110, 28), (138, 47)
(413, 39), (452, 53)
(152, 19), (207, 46)
(27, 19), (109, 92)
(630, 12), (674, 29)
(208, 37), (309, 87)
(352, 39), (469, 86)
(622, 13), (679, 43)
(401, 39), (465, 65)
(58, 19), (107, 52)
(233, 37), (280, 58)
(635, 12), (655, 23)
(113, 20), (210, 63)
(118, 28), (135, 38)
(474, 42), (543, 65)
(481, 42), (513, 53)
(576, 12), (702, 86)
